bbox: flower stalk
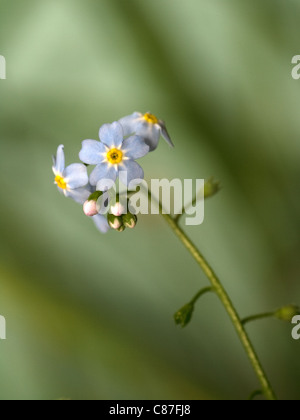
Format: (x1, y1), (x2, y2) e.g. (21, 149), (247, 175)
(52, 111), (282, 400)
(148, 190), (277, 401)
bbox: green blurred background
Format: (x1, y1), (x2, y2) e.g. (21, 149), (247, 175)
(0, 0), (299, 400)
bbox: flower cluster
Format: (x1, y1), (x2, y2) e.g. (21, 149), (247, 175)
(52, 112), (174, 233)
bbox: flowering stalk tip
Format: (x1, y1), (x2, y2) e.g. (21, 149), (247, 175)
(174, 303), (195, 328)
(204, 177), (221, 199)
(275, 305), (300, 322)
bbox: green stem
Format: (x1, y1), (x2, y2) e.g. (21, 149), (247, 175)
(190, 287), (214, 305)
(249, 390), (264, 400)
(150, 191), (277, 400)
(242, 313), (275, 326)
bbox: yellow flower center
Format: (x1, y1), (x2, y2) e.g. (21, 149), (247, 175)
(107, 148), (123, 165)
(55, 175), (67, 190)
(143, 112), (159, 125)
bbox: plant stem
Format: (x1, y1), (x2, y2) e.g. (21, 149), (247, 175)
(249, 390), (264, 400)
(190, 287), (214, 305)
(152, 190), (277, 400)
(242, 313), (275, 326)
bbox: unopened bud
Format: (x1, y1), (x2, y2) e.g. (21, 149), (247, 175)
(275, 305), (300, 322)
(204, 177), (221, 199)
(83, 191), (104, 216)
(111, 202), (126, 217)
(83, 200), (98, 217)
(117, 226), (126, 233)
(107, 214), (123, 230)
(174, 303), (194, 328)
(122, 213), (138, 229)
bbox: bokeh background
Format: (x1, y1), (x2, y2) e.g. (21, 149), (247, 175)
(0, 0), (299, 400)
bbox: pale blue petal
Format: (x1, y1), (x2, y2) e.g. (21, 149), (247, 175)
(65, 188), (91, 204)
(118, 112), (142, 136)
(99, 122), (124, 148)
(159, 121), (175, 148)
(121, 135), (149, 159)
(119, 113), (167, 151)
(53, 145), (65, 174)
(64, 164), (88, 189)
(119, 160), (144, 186)
(90, 162), (118, 186)
(128, 120), (160, 152)
(96, 178), (117, 192)
(92, 214), (110, 234)
(79, 140), (106, 165)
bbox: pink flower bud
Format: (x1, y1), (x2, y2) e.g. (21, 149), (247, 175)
(83, 200), (98, 217)
(110, 202), (126, 217)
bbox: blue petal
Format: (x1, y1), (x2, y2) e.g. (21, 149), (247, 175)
(119, 160), (144, 186)
(118, 112), (142, 136)
(64, 164), (88, 189)
(90, 162), (118, 187)
(99, 122), (124, 148)
(135, 120), (161, 152)
(65, 187), (91, 204)
(92, 214), (110, 234)
(121, 135), (149, 159)
(53, 145), (65, 174)
(79, 140), (106, 165)
(96, 176), (118, 192)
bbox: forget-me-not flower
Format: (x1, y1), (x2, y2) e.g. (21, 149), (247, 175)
(52, 145), (109, 233)
(118, 112), (174, 152)
(79, 122), (149, 191)
(52, 145), (89, 203)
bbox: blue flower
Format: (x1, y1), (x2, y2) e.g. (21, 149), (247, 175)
(53, 145), (110, 234)
(52, 145), (89, 203)
(79, 122), (149, 191)
(118, 112), (174, 152)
